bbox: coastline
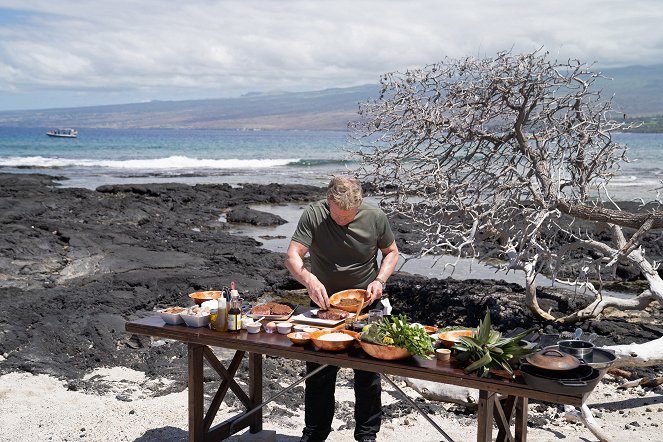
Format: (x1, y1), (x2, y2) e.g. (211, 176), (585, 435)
(1, 172), (661, 441)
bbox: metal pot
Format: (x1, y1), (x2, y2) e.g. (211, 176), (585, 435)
(525, 348), (581, 371)
(558, 339), (594, 360)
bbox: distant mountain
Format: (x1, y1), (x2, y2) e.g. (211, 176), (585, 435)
(0, 64), (661, 130)
(0, 85), (379, 131)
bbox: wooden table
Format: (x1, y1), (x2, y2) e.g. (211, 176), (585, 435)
(126, 316), (588, 442)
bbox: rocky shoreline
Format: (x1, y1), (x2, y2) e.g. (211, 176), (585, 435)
(1, 172), (661, 397)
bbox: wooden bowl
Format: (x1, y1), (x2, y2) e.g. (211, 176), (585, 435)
(438, 329), (474, 348)
(287, 332), (311, 345)
(424, 325), (438, 334)
(360, 341), (411, 360)
(329, 289), (367, 313)
(309, 329), (357, 351)
(188, 291), (222, 305)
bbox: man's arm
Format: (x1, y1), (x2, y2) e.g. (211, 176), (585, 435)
(285, 240), (331, 309)
(366, 241), (399, 303)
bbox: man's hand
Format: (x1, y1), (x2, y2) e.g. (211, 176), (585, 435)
(366, 280), (383, 304)
(304, 274), (330, 310)
(285, 240), (330, 310)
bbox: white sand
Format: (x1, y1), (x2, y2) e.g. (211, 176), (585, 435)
(1, 367), (661, 442)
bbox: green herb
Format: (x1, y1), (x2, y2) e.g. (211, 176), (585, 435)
(360, 314), (434, 359)
(453, 308), (536, 377)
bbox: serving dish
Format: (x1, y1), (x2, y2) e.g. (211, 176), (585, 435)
(246, 302), (297, 321)
(156, 307), (185, 325)
(329, 289), (367, 313)
(438, 329), (474, 348)
(360, 341), (411, 360)
(287, 332), (311, 345)
(188, 291), (222, 305)
(291, 309), (356, 327)
(180, 312), (211, 328)
(309, 329), (358, 351)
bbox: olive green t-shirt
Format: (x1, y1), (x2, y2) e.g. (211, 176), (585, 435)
(291, 200), (395, 294)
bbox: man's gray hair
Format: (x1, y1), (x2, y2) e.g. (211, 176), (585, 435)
(327, 176), (363, 210)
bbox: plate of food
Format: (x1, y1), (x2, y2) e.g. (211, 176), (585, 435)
(247, 302), (297, 321)
(291, 308), (355, 326)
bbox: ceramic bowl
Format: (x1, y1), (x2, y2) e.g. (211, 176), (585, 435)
(424, 325), (439, 334)
(302, 327), (319, 333)
(309, 329), (357, 351)
(188, 291), (222, 305)
(246, 322), (262, 334)
(293, 324), (308, 332)
(180, 312), (211, 328)
(329, 289), (367, 313)
(359, 341), (411, 360)
(438, 329), (474, 348)
(156, 307), (185, 325)
(276, 322), (293, 334)
(287, 332), (311, 345)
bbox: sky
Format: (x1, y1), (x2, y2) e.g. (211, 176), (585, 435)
(0, 0), (662, 111)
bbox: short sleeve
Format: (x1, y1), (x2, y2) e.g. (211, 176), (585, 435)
(376, 211), (395, 249)
(291, 206), (314, 248)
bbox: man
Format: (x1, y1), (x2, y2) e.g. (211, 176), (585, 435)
(285, 176), (399, 442)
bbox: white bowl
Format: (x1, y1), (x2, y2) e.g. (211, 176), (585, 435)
(246, 322), (262, 334)
(293, 324), (308, 332)
(181, 313), (211, 328)
(156, 308), (185, 325)
(302, 327), (318, 333)
(276, 322), (293, 334)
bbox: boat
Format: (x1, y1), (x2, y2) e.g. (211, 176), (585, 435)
(46, 128), (78, 138)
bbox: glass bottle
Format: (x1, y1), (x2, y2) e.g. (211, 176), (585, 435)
(216, 296), (228, 331)
(228, 292), (242, 332)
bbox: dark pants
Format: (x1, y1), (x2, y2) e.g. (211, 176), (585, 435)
(303, 361), (382, 441)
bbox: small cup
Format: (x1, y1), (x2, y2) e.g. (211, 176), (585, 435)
(368, 309), (383, 324)
(436, 348), (451, 362)
(276, 322), (293, 334)
(293, 324), (308, 332)
(246, 322), (262, 334)
(303, 327), (318, 333)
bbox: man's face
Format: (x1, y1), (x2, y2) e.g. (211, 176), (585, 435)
(328, 199), (358, 227)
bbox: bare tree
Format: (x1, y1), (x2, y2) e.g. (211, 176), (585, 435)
(349, 49), (663, 328)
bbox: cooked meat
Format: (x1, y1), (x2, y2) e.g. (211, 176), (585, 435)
(271, 304), (293, 315)
(251, 305), (272, 315)
(336, 298), (360, 307)
(317, 309), (350, 320)
(250, 302), (293, 316)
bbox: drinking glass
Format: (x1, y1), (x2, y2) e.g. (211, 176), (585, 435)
(368, 309), (383, 324)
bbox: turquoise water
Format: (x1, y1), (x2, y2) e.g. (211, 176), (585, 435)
(0, 127), (661, 200)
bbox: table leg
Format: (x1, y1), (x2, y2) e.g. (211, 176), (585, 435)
(515, 397), (528, 442)
(188, 343), (205, 442)
(248, 352), (263, 433)
(477, 390), (495, 442)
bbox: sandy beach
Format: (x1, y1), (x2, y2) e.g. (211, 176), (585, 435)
(1, 365), (661, 442)
(1, 173), (661, 442)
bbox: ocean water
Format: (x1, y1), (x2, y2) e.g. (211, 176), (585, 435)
(0, 127), (661, 201)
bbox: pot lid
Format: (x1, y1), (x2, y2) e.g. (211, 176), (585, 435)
(525, 348), (581, 371)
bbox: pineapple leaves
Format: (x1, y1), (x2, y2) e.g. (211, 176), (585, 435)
(453, 308), (537, 377)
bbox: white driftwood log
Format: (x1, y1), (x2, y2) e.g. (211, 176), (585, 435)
(404, 378), (479, 407)
(602, 336), (663, 368)
(564, 404), (614, 442)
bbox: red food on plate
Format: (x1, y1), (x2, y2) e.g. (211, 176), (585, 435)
(317, 309), (350, 320)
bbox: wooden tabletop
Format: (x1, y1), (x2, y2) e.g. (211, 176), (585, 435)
(126, 316), (587, 406)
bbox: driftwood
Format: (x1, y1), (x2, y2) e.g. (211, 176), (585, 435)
(350, 48), (662, 328)
(404, 378), (479, 407)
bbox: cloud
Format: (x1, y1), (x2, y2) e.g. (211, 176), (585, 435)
(0, 0), (661, 110)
